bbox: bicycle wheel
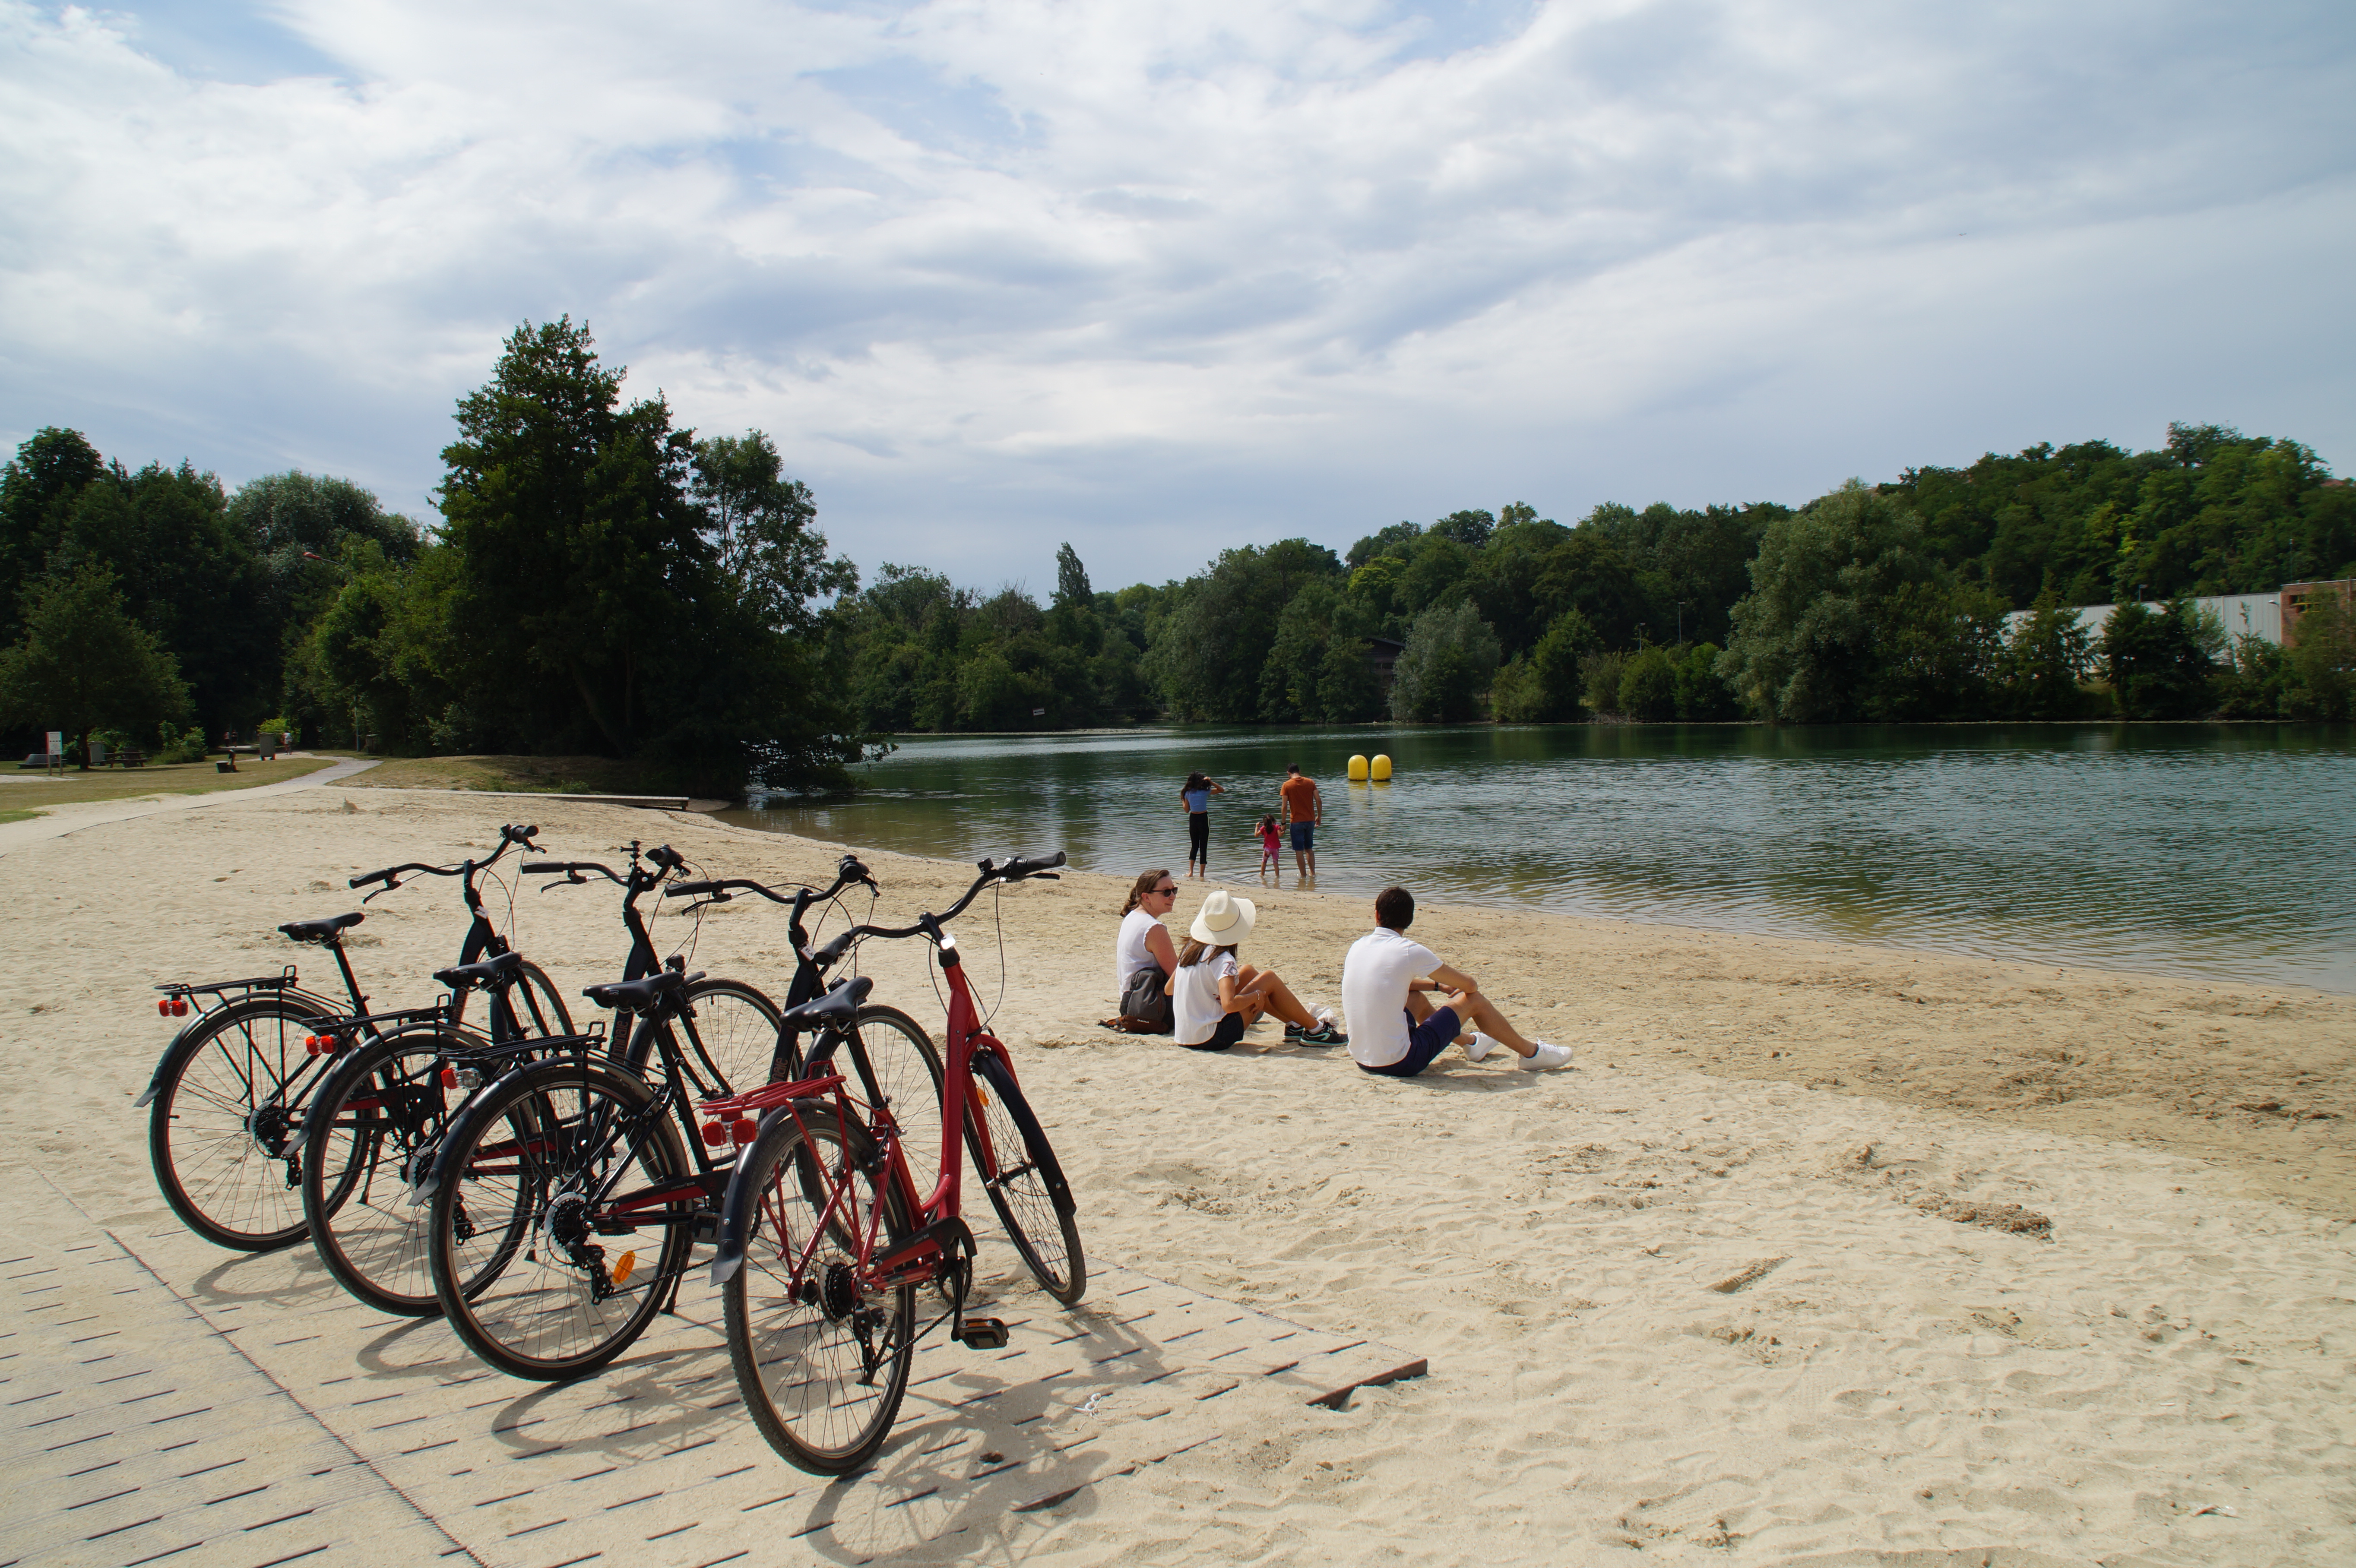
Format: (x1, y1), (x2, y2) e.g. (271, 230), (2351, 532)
(428, 1057), (693, 1380)
(673, 978), (784, 1100)
(833, 1004), (945, 1192)
(301, 1025), (475, 1315)
(148, 994), (336, 1250)
(965, 1052), (1086, 1305)
(724, 1103), (915, 1475)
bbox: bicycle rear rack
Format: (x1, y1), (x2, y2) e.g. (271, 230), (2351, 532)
(152, 965), (301, 1017)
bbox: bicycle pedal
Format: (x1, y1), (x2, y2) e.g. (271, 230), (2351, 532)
(956, 1316), (1010, 1350)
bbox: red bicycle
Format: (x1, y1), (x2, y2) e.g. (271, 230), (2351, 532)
(702, 852), (1084, 1474)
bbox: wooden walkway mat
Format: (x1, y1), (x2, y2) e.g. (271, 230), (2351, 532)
(3, 1179), (1422, 1568)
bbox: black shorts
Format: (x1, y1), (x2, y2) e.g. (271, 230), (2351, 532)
(1179, 1012), (1247, 1052)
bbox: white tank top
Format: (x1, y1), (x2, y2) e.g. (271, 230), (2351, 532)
(1116, 907), (1163, 999)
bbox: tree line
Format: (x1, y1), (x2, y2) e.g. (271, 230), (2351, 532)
(7, 339), (2353, 786)
(833, 424), (2354, 732)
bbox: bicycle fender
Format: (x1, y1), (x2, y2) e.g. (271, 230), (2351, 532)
(405, 1068), (513, 1206)
(133, 993), (336, 1110)
(707, 1133), (765, 1287)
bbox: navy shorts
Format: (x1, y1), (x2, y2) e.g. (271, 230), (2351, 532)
(1358, 1006), (1460, 1078)
(1289, 822), (1315, 851)
(1179, 1012), (1248, 1052)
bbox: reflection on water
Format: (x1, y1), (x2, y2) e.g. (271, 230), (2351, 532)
(720, 724), (2356, 994)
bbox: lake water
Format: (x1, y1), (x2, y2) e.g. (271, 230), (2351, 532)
(722, 724), (2356, 995)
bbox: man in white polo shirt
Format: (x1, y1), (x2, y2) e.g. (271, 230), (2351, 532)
(1340, 885), (1571, 1077)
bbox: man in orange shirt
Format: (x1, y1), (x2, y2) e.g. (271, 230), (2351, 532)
(1279, 763), (1323, 881)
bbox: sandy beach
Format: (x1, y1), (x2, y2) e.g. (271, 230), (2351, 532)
(5, 780), (2353, 1565)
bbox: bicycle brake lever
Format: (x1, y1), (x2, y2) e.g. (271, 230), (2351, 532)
(361, 878), (398, 905)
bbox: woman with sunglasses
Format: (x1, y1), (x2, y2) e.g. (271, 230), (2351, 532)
(1113, 869), (1182, 1031)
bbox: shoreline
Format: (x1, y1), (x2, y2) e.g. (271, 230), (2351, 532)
(8, 783), (2353, 1564)
(678, 800), (2356, 1223)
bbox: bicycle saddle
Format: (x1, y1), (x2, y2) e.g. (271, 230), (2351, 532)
(279, 912), (364, 944)
(776, 975), (874, 1032)
(583, 968), (689, 1012)
(433, 951), (524, 991)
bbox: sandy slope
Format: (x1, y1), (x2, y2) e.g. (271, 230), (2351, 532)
(4, 784), (2351, 1565)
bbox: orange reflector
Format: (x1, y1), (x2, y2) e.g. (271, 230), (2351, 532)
(974, 1085), (990, 1108)
(611, 1251), (637, 1288)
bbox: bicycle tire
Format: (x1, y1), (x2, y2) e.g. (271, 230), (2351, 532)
(965, 1051), (1086, 1305)
(148, 993), (338, 1250)
(672, 977), (784, 1101)
(428, 1056), (693, 1380)
(820, 1004), (945, 1192)
(300, 1024), (478, 1315)
(724, 1103), (915, 1475)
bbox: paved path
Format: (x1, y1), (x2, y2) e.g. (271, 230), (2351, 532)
(2, 1179), (1420, 1568)
(0, 760), (380, 859)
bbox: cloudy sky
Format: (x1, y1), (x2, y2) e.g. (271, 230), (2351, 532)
(4, 0), (2352, 589)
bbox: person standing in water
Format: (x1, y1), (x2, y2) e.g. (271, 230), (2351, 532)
(1180, 771), (1225, 878)
(1279, 763), (1322, 881)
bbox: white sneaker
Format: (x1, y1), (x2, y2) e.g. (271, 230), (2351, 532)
(1519, 1041), (1573, 1071)
(1465, 1031), (1499, 1062)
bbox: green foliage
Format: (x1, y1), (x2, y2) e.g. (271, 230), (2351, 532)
(1618, 646), (1679, 721)
(2003, 589), (2100, 719)
(0, 565), (191, 764)
(1491, 609), (1597, 723)
(2100, 597), (2225, 720)
(1884, 424), (2356, 606)
(1391, 601), (1501, 722)
(1672, 643), (1740, 720)
(832, 547), (1153, 733)
(1718, 483), (1939, 722)
(1150, 539), (1345, 721)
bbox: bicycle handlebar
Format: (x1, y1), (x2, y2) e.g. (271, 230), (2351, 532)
(351, 824), (540, 890)
(521, 860), (629, 888)
(836, 850), (1065, 942)
(667, 877), (809, 905)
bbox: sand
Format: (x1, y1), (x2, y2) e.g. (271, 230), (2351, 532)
(4, 780), (2352, 1565)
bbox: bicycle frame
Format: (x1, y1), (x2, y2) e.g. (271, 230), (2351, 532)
(705, 854), (1066, 1329)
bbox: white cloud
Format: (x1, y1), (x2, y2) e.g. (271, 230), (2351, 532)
(3, 0), (2351, 583)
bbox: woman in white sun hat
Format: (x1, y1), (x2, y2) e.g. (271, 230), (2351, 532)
(1170, 888), (1345, 1051)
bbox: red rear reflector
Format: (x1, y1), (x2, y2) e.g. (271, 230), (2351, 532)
(176, 999), (189, 1015)
(440, 1067), (458, 1088)
(731, 1118), (757, 1145)
(158, 999), (171, 1015)
(701, 1122), (727, 1146)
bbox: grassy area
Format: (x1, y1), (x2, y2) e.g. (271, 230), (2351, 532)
(342, 754), (687, 797)
(0, 754), (344, 812)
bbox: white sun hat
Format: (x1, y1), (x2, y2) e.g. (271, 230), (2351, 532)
(1188, 888), (1257, 946)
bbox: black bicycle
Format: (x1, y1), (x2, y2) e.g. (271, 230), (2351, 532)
(415, 857), (932, 1380)
(296, 842), (781, 1316)
(137, 825), (570, 1251)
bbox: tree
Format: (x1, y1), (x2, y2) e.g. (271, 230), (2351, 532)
(1618, 646), (1679, 721)
(1390, 601), (1501, 723)
(1491, 609), (1596, 722)
(2003, 588), (2096, 719)
(2100, 597), (2223, 719)
(690, 431), (855, 632)
(0, 566), (189, 764)
(1717, 482), (1937, 721)
(0, 428), (105, 646)
(1149, 539), (1344, 720)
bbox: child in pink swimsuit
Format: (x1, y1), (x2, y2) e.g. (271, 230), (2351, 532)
(1256, 814), (1282, 876)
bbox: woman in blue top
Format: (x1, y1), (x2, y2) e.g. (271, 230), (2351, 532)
(1179, 771), (1225, 878)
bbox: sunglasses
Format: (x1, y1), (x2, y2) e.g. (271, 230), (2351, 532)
(1153, 885), (1178, 895)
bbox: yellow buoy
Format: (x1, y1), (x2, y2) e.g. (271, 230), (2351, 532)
(1347, 753), (1369, 781)
(1371, 753), (1393, 781)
